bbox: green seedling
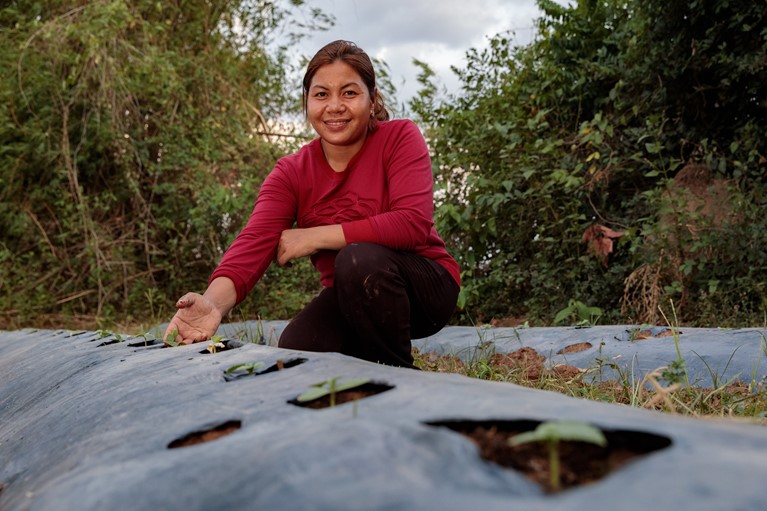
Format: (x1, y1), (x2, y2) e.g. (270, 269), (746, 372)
(225, 361), (265, 376)
(165, 328), (181, 347)
(96, 329), (122, 341)
(131, 332), (149, 347)
(207, 334), (225, 353)
(509, 420), (607, 492)
(297, 377), (370, 407)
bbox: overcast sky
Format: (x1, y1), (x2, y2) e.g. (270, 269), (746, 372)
(293, 0), (569, 106)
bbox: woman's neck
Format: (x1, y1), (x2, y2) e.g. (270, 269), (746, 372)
(320, 137), (366, 172)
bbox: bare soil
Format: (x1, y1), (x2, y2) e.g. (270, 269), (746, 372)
(490, 347), (583, 380)
(168, 420), (242, 449)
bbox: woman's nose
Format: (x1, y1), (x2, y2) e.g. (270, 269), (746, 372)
(327, 95), (344, 112)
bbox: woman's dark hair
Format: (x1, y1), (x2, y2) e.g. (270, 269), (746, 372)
(303, 40), (390, 131)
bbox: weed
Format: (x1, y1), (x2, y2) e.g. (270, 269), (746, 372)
(692, 347), (741, 389)
(413, 342), (767, 424)
(554, 299), (602, 327)
(144, 288), (165, 332)
(658, 300), (690, 387)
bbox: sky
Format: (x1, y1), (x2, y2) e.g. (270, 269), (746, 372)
(292, 0), (570, 106)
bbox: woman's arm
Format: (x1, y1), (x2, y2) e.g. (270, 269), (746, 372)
(276, 224), (345, 266)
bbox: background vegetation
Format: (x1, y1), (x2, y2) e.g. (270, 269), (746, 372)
(1, 0), (765, 331)
(412, 0), (767, 327)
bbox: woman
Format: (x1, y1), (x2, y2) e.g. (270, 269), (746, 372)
(164, 40), (460, 368)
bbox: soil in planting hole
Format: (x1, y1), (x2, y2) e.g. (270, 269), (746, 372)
(199, 339), (244, 354)
(223, 357), (307, 382)
(289, 382), (394, 409)
(630, 328), (680, 340)
(259, 357), (307, 375)
(128, 338), (162, 348)
(96, 338), (123, 347)
(427, 420), (671, 493)
(557, 342), (593, 354)
(168, 420), (242, 449)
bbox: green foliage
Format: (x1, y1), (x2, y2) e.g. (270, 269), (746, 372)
(509, 420), (607, 447)
(3, 0), (766, 330)
(553, 299), (602, 326)
(164, 328), (180, 347)
(0, 0), (326, 328)
(412, 0), (767, 326)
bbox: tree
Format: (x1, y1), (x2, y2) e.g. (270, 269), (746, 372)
(412, 0), (767, 326)
(0, 0), (327, 327)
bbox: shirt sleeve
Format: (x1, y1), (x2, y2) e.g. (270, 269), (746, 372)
(209, 161), (297, 305)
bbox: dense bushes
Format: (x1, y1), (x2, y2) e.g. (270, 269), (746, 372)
(412, 0), (766, 326)
(0, 0), (323, 328)
(1, 0), (765, 329)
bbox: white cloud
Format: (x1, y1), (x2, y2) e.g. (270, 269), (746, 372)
(291, 0), (568, 105)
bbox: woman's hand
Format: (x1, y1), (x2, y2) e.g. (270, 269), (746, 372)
(164, 293), (223, 345)
(277, 225), (346, 266)
(277, 228), (318, 266)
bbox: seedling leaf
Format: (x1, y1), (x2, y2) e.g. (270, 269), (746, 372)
(297, 386), (331, 402)
(225, 362), (265, 375)
(509, 420), (606, 492)
(296, 377), (370, 403)
(509, 420), (607, 447)
(165, 329), (181, 347)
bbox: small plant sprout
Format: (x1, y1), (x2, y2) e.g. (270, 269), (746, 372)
(297, 377), (370, 407)
(225, 361), (265, 376)
(509, 420), (607, 492)
(164, 328), (181, 347)
(96, 329), (122, 341)
(207, 335), (225, 353)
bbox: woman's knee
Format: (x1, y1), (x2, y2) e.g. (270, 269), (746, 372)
(334, 243), (394, 286)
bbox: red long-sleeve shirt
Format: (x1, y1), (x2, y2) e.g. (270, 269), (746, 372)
(210, 119), (460, 305)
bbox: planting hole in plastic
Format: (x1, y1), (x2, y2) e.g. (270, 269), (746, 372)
(425, 419), (671, 493)
(168, 420), (242, 449)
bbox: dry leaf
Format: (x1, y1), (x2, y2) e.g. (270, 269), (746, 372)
(582, 224), (624, 267)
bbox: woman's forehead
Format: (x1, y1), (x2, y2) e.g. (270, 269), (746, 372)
(310, 61), (365, 89)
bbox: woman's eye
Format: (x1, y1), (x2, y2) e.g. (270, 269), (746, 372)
(314, 92), (327, 98)
(344, 90), (357, 96)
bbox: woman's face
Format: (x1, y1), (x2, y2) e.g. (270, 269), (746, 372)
(306, 60), (374, 156)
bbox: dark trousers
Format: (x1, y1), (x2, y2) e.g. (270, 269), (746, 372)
(278, 242), (459, 368)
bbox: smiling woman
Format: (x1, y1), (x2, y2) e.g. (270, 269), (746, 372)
(165, 40), (461, 368)
(306, 61), (374, 171)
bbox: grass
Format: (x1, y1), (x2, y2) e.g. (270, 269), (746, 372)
(413, 345), (767, 425)
(414, 301), (767, 424)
